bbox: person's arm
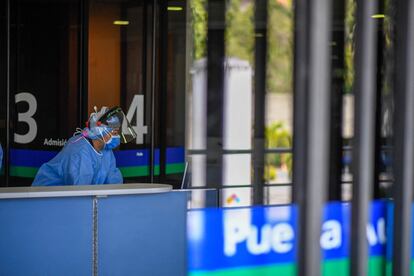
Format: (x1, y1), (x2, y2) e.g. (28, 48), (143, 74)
(105, 151), (123, 184)
(64, 151), (95, 185)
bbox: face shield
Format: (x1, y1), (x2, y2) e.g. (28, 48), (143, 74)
(97, 106), (137, 144)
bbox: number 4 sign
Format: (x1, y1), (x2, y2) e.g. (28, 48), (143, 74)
(123, 94), (148, 145)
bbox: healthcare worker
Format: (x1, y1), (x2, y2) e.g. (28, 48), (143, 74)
(32, 106), (136, 186)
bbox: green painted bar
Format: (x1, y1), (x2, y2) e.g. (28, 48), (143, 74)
(189, 257), (385, 276)
(166, 163), (185, 174)
(323, 257), (385, 276)
(367, 257), (385, 276)
(121, 164), (182, 177)
(10, 166), (38, 178)
(120, 165), (165, 177)
(384, 261), (414, 276)
(119, 166), (150, 177)
(9, 163), (182, 178)
(189, 263), (296, 276)
(323, 259), (349, 276)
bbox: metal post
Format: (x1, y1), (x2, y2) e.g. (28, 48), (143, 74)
(328, 0), (345, 201)
(5, 0), (10, 187)
(292, 0), (309, 206)
(158, 0), (168, 183)
(294, 0), (332, 274)
(150, 0), (158, 183)
(350, 0), (378, 275)
(206, 1), (224, 189)
(79, 0), (89, 127)
(373, 0), (385, 200)
(392, 0), (414, 274)
(252, 0), (267, 205)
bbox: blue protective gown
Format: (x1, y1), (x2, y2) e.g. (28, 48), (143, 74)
(32, 135), (123, 186)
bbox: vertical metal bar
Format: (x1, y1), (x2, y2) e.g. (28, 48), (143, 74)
(294, 0), (332, 274)
(142, 1), (148, 99)
(252, 0), (267, 205)
(392, 0), (414, 274)
(328, 0), (345, 201)
(206, 1), (224, 188)
(150, 0), (158, 183)
(292, 0), (309, 204)
(350, 0), (378, 275)
(120, 4), (127, 108)
(5, 0), (10, 187)
(79, 0), (89, 125)
(302, 0), (333, 274)
(158, 0), (168, 183)
(374, 0), (385, 199)
(142, 1), (151, 182)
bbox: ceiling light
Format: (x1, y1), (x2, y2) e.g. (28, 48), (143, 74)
(113, 20), (129, 26)
(371, 14), (385, 19)
(168, 6), (183, 11)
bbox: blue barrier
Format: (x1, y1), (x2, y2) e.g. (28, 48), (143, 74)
(0, 189), (187, 276)
(0, 197), (93, 276)
(188, 201), (388, 276)
(98, 193), (187, 275)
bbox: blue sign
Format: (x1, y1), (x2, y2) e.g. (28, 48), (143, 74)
(188, 201), (388, 274)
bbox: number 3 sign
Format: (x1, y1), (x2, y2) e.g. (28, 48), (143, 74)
(14, 92), (37, 144)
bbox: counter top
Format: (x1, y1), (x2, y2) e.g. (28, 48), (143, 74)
(0, 184), (172, 199)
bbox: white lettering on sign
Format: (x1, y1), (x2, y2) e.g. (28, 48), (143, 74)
(43, 138), (67, 147)
(246, 225), (272, 255)
(271, 223), (294, 253)
(320, 220), (342, 249)
(223, 214), (386, 257)
(224, 213), (251, 257)
(14, 92), (38, 144)
(367, 218), (386, 246)
(224, 217), (294, 257)
(124, 94), (148, 144)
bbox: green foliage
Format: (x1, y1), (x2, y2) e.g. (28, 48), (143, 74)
(266, 122), (291, 148)
(266, 165), (277, 181)
(225, 0), (255, 64)
(267, 0), (293, 93)
(265, 122), (292, 180)
(344, 0), (356, 94)
(190, 0), (294, 94)
(190, 0), (207, 59)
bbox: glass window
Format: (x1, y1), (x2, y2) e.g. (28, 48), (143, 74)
(181, 0), (295, 206)
(0, 0), (6, 186)
(88, 0), (153, 183)
(152, 0), (187, 188)
(264, 0), (294, 204)
(264, 185), (291, 205)
(9, 0), (81, 186)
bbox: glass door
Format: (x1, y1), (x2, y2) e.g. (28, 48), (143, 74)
(88, 0), (154, 183)
(9, 0), (81, 186)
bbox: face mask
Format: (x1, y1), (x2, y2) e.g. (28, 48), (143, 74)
(105, 135), (121, 150)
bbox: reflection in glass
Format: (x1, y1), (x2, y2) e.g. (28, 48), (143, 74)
(264, 186), (291, 205)
(88, 0), (152, 183)
(221, 187), (252, 207)
(185, 0), (295, 205)
(10, 0), (81, 186)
